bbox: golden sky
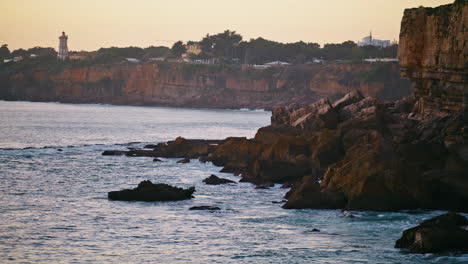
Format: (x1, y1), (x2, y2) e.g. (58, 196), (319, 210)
(0, 0), (453, 51)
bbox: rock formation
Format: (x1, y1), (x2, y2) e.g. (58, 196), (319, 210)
(399, 0), (468, 114)
(202, 174), (236, 185)
(104, 90), (467, 211)
(108, 180), (195, 201)
(395, 212), (468, 253)
(0, 62), (410, 109)
(189, 206), (221, 211)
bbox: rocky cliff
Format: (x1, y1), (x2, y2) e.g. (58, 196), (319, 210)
(0, 62), (410, 109)
(399, 0), (467, 113)
(99, 1), (468, 212)
(102, 90), (468, 211)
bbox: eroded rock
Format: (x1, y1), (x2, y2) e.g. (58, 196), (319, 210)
(202, 174), (236, 185)
(108, 180), (195, 202)
(395, 212), (468, 253)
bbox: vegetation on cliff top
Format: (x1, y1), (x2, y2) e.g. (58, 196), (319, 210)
(0, 30), (398, 74)
(188, 30), (398, 64)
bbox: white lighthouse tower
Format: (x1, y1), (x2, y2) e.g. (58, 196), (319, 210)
(58, 31), (69, 60)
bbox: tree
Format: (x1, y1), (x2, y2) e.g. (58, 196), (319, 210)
(171, 41), (186, 57)
(0, 44), (10, 60)
(199, 30), (243, 59)
(11, 48), (28, 58)
(143, 46), (170, 58)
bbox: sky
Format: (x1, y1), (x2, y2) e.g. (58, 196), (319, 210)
(0, 0), (454, 51)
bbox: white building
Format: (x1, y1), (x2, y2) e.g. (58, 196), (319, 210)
(264, 61), (291, 66)
(58, 31), (69, 60)
(125, 58), (140, 63)
(364, 58), (399, 63)
(358, 32), (391, 48)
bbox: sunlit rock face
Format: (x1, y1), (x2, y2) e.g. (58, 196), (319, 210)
(0, 62), (410, 109)
(398, 0), (468, 114)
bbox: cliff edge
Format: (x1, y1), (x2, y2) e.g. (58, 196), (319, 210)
(399, 0), (468, 113)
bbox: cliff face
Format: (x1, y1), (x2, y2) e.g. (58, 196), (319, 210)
(0, 62), (410, 109)
(399, 0), (468, 113)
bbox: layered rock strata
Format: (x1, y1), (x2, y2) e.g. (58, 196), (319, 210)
(399, 0), (468, 114)
(0, 62), (410, 109)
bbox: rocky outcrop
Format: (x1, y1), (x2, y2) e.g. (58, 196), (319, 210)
(0, 62), (410, 109)
(108, 180), (195, 201)
(203, 175), (236, 185)
(395, 212), (468, 253)
(103, 137), (223, 158)
(399, 0), (468, 114)
(281, 92), (468, 211)
(102, 89), (468, 211)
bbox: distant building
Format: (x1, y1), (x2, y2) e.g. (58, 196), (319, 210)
(358, 32), (391, 48)
(264, 61), (291, 66)
(364, 58), (399, 63)
(310, 57), (324, 64)
(186, 58), (218, 65)
(58, 31), (69, 60)
(185, 44), (202, 56)
(13, 56), (23, 62)
(69, 52), (96, 60)
(125, 58), (140, 63)
(147, 57), (165, 62)
(253, 64), (272, 69)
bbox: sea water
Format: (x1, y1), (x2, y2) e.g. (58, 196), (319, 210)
(0, 101), (466, 263)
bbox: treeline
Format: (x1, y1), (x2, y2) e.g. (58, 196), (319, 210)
(184, 30), (397, 64)
(0, 44), (171, 73)
(0, 30), (398, 73)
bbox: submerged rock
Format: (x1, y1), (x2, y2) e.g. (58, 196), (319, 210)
(255, 182), (275, 189)
(153, 158), (163, 162)
(102, 150), (126, 156)
(176, 158), (190, 164)
(189, 206), (221, 211)
(395, 212), (468, 253)
(108, 180), (195, 202)
(202, 174), (236, 185)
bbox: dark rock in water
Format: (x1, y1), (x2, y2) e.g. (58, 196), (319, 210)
(153, 158), (163, 162)
(272, 200), (287, 204)
(255, 182), (274, 189)
(311, 228), (320, 232)
(102, 150), (126, 156)
(395, 212), (468, 254)
(57, 149), (63, 151)
(189, 206), (221, 211)
(108, 180), (195, 202)
(198, 155), (209, 163)
(104, 137), (224, 158)
(176, 158), (190, 164)
(202, 174), (236, 185)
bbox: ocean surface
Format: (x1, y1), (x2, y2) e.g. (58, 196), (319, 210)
(0, 100), (467, 263)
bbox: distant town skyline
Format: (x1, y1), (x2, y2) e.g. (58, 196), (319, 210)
(0, 0), (453, 51)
